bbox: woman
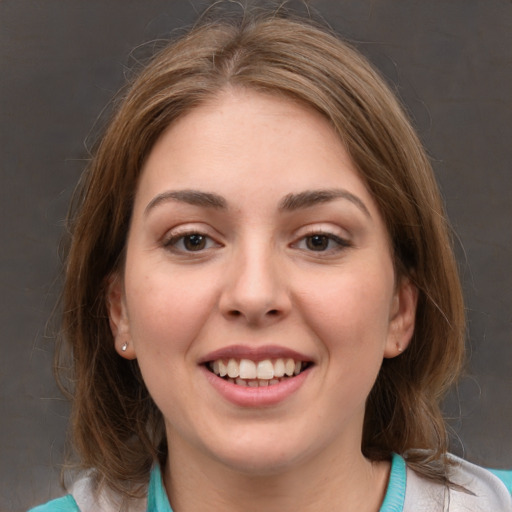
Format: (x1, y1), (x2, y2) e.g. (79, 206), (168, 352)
(30, 10), (511, 512)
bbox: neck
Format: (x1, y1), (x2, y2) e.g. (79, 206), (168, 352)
(164, 439), (390, 512)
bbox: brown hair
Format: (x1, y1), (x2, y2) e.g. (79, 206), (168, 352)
(57, 10), (465, 496)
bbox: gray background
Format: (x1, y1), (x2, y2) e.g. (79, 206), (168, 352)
(1, 1), (511, 510)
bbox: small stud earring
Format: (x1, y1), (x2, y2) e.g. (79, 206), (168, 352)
(397, 344), (403, 353)
(121, 342), (128, 352)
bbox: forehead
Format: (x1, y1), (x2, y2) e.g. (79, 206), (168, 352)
(137, 88), (369, 200)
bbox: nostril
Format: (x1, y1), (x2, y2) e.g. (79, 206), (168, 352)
(224, 308), (283, 321)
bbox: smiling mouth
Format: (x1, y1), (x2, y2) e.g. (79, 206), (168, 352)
(206, 358), (313, 387)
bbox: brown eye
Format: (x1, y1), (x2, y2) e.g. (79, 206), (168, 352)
(183, 234), (206, 251)
(306, 234), (330, 251)
(294, 232), (350, 253)
(164, 232), (218, 253)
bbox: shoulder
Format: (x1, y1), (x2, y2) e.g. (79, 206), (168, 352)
(28, 495), (80, 512)
(28, 473), (148, 512)
(404, 454), (512, 512)
(488, 468), (512, 494)
(69, 473), (147, 512)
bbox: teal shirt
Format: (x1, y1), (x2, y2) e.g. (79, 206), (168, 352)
(28, 455), (512, 512)
(28, 466), (172, 512)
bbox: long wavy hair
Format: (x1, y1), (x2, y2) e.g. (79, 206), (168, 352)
(56, 9), (465, 497)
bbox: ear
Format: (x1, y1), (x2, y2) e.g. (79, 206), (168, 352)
(384, 276), (418, 358)
(106, 273), (137, 360)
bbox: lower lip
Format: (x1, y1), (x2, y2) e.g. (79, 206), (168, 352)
(201, 365), (311, 407)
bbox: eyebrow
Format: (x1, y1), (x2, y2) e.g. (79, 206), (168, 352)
(144, 187), (370, 218)
(144, 189), (227, 215)
(278, 189), (371, 217)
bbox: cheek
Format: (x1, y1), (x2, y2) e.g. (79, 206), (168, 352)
(124, 266), (220, 357)
(297, 262), (395, 353)
(298, 266), (395, 417)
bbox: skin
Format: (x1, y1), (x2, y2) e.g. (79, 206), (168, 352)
(108, 88), (418, 512)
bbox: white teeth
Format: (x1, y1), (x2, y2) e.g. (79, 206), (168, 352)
(239, 359), (257, 379)
(231, 378), (275, 387)
(274, 358), (285, 377)
(209, 356), (308, 385)
(227, 358), (239, 378)
(218, 360), (228, 377)
(256, 359), (274, 379)
(284, 358), (295, 376)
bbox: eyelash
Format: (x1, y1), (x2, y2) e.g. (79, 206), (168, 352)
(163, 231), (220, 253)
(293, 231), (351, 253)
(163, 229), (350, 255)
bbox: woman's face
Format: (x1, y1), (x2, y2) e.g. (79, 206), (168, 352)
(108, 89), (417, 475)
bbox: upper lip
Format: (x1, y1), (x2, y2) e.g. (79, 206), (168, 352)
(198, 345), (314, 364)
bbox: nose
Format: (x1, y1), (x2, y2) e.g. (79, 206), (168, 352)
(219, 242), (291, 326)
